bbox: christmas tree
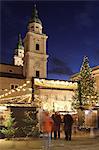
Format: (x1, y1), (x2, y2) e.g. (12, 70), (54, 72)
(22, 110), (40, 137)
(1, 112), (17, 139)
(72, 56), (98, 109)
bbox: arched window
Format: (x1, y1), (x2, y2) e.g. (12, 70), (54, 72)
(36, 44), (39, 50)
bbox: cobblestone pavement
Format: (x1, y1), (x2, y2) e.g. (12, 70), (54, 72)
(0, 136), (99, 150)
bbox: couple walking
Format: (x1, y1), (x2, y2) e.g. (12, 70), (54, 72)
(51, 112), (73, 141)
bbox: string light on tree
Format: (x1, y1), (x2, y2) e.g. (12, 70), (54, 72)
(72, 56), (98, 109)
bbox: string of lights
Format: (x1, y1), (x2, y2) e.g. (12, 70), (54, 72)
(0, 80), (31, 99)
(0, 79), (77, 99)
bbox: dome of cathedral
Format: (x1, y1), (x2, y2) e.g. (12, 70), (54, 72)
(28, 5), (42, 25)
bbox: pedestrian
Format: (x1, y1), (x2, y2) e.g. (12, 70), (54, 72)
(63, 112), (73, 141)
(42, 110), (54, 150)
(37, 107), (44, 137)
(51, 113), (55, 139)
(53, 112), (61, 139)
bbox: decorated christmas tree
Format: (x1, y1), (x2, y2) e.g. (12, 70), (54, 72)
(72, 56), (98, 109)
(22, 110), (40, 137)
(1, 112), (17, 139)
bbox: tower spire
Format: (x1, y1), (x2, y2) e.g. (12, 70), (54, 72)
(29, 4), (42, 25)
(14, 33), (24, 66)
(17, 33), (23, 49)
(32, 4), (38, 18)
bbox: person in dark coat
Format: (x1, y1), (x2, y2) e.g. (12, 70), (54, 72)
(53, 112), (61, 139)
(63, 113), (73, 141)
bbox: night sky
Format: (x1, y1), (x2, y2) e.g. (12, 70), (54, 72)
(1, 1), (99, 80)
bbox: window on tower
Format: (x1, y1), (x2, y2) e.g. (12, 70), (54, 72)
(31, 26), (34, 31)
(10, 84), (18, 89)
(11, 84), (14, 89)
(15, 85), (18, 89)
(36, 71), (40, 78)
(36, 44), (39, 50)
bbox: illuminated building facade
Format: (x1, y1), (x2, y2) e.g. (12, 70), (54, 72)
(0, 5), (77, 122)
(0, 5), (99, 128)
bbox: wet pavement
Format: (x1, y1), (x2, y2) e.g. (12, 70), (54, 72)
(0, 136), (99, 150)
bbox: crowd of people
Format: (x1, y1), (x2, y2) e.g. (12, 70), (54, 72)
(38, 110), (74, 150)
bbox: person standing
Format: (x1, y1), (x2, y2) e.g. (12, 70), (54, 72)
(54, 112), (61, 139)
(51, 113), (55, 139)
(42, 111), (54, 150)
(37, 107), (44, 134)
(63, 112), (73, 141)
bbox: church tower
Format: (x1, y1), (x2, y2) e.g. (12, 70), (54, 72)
(14, 34), (24, 66)
(23, 5), (48, 79)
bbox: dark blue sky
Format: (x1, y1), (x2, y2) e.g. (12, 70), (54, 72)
(1, 1), (99, 80)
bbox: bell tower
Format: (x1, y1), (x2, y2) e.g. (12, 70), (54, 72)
(14, 34), (24, 66)
(23, 5), (48, 79)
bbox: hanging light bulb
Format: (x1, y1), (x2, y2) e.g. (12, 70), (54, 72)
(26, 81), (30, 84)
(5, 93), (8, 96)
(11, 89), (15, 92)
(16, 89), (20, 91)
(23, 83), (26, 87)
(23, 88), (26, 91)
